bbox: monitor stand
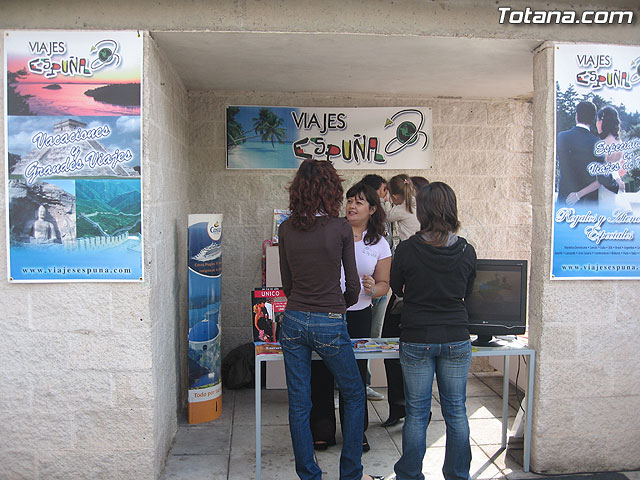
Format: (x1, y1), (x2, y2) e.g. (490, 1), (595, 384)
(471, 335), (503, 347)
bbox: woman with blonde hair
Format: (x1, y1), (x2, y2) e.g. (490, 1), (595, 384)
(385, 174), (420, 242)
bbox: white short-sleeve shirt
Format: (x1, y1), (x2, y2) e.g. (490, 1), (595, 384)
(341, 232), (392, 311)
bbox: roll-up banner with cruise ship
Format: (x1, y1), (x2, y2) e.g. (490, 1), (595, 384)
(187, 214), (223, 424)
(4, 31), (143, 282)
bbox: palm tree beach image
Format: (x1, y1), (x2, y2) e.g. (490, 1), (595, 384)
(226, 106), (300, 169)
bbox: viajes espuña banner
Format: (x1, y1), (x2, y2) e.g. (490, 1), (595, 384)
(187, 214), (223, 424)
(552, 43), (640, 279)
(226, 106), (433, 169)
(4, 31), (143, 282)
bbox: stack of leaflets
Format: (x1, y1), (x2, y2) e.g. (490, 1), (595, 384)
(351, 338), (399, 352)
(253, 338), (400, 356)
(255, 342), (283, 355)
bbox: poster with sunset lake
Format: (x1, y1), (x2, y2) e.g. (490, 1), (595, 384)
(5, 31), (141, 116)
(4, 31), (143, 282)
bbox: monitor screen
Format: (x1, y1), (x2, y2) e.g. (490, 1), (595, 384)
(466, 259), (527, 345)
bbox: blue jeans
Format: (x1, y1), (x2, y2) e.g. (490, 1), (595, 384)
(280, 310), (366, 480)
(366, 294), (388, 386)
(370, 294), (388, 338)
(394, 340), (472, 480)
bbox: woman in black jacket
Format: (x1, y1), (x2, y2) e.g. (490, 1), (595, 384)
(390, 182), (476, 480)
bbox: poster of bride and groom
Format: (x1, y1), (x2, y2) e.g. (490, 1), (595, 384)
(552, 43), (640, 279)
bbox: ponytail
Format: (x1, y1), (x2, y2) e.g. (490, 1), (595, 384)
(388, 174), (415, 214)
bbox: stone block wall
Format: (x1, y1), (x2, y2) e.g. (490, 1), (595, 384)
(0, 33), (190, 479)
(530, 43), (640, 473)
(0, 32), (146, 478)
(187, 91), (533, 360)
(145, 35), (191, 478)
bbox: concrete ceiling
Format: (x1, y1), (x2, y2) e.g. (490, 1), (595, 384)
(152, 31), (540, 99)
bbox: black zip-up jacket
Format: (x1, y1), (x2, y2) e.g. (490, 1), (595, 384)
(390, 234), (477, 344)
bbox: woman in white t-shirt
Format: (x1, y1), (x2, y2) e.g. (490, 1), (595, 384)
(310, 182), (392, 453)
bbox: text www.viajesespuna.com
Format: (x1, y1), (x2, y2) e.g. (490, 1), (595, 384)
(498, 7), (634, 25)
(561, 264), (638, 272)
(21, 266), (132, 275)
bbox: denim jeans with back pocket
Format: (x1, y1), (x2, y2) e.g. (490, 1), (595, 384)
(394, 340), (472, 480)
(280, 309), (366, 480)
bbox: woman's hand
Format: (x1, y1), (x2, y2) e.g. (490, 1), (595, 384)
(362, 275), (375, 296)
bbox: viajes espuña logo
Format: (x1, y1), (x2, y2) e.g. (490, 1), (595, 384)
(498, 6), (634, 25)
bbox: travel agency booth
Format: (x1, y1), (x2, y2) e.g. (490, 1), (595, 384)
(1, 1), (639, 478)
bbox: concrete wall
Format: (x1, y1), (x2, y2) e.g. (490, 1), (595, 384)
(1, 0), (638, 45)
(145, 35), (191, 478)
(0, 33), (190, 479)
(187, 91), (533, 360)
(530, 43), (640, 473)
(0, 32), (156, 479)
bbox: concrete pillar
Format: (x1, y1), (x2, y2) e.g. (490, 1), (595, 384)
(530, 42), (640, 473)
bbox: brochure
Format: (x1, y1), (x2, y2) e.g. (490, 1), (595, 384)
(351, 338), (399, 352)
(255, 342), (283, 355)
(251, 288), (287, 343)
(271, 209), (291, 244)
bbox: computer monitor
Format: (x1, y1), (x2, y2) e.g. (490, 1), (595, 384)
(466, 259), (528, 347)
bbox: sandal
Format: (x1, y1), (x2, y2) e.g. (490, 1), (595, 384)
(362, 433), (370, 453)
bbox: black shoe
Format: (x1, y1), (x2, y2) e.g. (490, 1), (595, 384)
(362, 434), (370, 453)
(366, 476), (385, 480)
(313, 439), (335, 451)
(380, 414), (405, 427)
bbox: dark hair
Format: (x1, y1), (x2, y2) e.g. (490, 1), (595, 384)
(360, 174), (387, 191)
(597, 106), (620, 140)
(288, 160), (344, 230)
(345, 182), (386, 246)
(388, 174), (415, 213)
(416, 181), (461, 246)
(576, 101), (597, 125)
(410, 176), (429, 191)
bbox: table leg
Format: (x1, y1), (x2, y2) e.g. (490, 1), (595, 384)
(524, 352), (535, 473)
(255, 355), (262, 480)
(501, 355), (510, 448)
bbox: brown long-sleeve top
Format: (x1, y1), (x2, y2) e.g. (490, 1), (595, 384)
(278, 216), (360, 313)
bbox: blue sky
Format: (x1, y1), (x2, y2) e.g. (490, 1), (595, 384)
(7, 115), (141, 166)
(231, 106), (298, 143)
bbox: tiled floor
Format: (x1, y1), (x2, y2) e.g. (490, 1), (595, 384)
(160, 372), (638, 480)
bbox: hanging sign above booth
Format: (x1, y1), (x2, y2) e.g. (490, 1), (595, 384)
(4, 30), (143, 282)
(551, 43), (640, 279)
(226, 106), (433, 170)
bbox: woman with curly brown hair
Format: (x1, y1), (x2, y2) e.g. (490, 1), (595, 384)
(310, 182), (391, 453)
(278, 160), (383, 480)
